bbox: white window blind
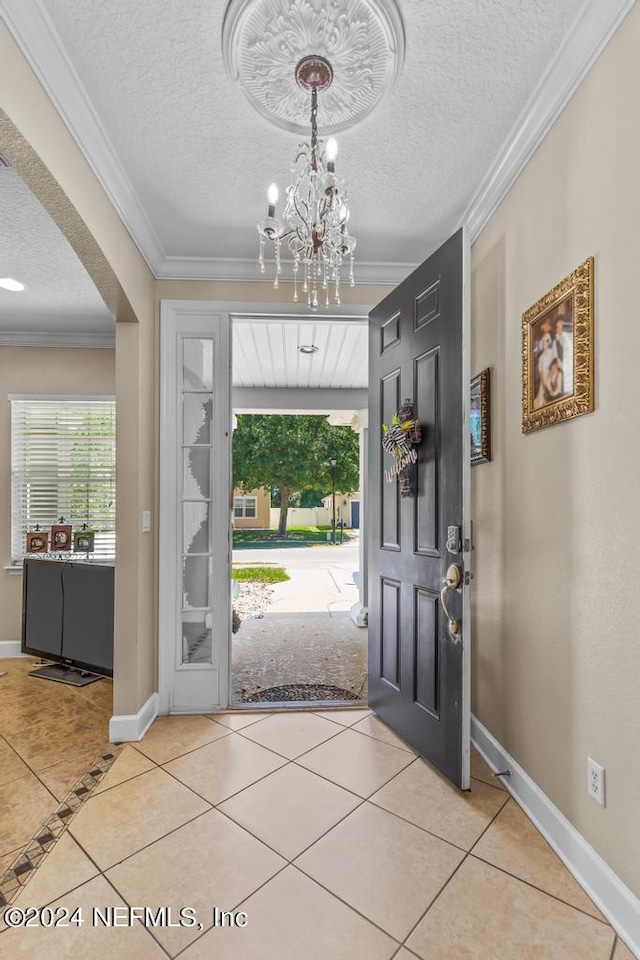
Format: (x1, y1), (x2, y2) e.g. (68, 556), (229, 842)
(10, 398), (116, 564)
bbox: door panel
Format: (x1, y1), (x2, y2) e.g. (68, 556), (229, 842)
(381, 371), (401, 551)
(414, 587), (439, 717)
(414, 347), (439, 556)
(381, 577), (401, 688)
(368, 229), (469, 789)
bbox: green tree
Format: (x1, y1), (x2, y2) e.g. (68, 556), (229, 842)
(233, 415), (359, 534)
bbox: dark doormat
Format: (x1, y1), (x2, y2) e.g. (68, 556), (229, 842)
(239, 683), (361, 703)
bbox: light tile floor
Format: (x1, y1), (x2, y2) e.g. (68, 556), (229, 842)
(1, 707), (632, 959)
(0, 657), (112, 861)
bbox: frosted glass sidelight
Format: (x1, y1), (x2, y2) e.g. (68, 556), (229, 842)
(176, 333), (219, 670)
(183, 502), (210, 555)
(183, 393), (212, 445)
(182, 556), (212, 611)
(183, 339), (214, 391)
(181, 612), (213, 665)
(183, 447), (211, 500)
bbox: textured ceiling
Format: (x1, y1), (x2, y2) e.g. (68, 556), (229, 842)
(0, 167), (114, 333)
(233, 318), (368, 388)
(0, 0), (592, 334)
(38, 0), (585, 266)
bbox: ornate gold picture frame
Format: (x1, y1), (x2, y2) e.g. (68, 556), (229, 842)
(522, 256), (594, 434)
(470, 368), (491, 465)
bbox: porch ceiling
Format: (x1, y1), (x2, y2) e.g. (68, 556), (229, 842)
(233, 318), (368, 389)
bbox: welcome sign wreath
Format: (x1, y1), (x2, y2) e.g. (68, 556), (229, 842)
(382, 399), (422, 496)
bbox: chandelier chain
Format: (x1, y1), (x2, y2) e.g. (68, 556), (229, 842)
(310, 87), (318, 157)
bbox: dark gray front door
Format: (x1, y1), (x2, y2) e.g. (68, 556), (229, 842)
(368, 229), (469, 789)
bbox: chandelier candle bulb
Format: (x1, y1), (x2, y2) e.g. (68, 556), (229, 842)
(267, 182), (279, 215)
(325, 137), (338, 171)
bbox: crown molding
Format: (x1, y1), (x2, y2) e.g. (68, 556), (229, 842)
(157, 255), (417, 286)
(463, 0), (636, 242)
(0, 330), (115, 348)
(0, 0), (166, 274)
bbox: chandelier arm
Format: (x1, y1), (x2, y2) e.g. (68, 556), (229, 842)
(292, 193), (310, 229)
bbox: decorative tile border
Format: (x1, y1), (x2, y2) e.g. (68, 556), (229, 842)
(0, 746), (122, 909)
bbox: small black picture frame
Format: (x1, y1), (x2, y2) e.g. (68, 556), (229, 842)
(471, 368), (491, 465)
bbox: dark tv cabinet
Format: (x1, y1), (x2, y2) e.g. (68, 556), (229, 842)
(22, 558), (114, 685)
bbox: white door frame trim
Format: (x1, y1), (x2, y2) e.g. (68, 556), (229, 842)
(159, 300), (232, 714)
(159, 299), (373, 715)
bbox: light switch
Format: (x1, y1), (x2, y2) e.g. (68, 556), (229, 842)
(141, 510), (151, 533)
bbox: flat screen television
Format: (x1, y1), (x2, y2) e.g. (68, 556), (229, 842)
(21, 557), (114, 685)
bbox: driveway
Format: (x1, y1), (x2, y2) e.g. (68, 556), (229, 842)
(233, 538), (360, 614)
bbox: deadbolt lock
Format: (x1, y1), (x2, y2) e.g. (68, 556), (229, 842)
(446, 525), (461, 554)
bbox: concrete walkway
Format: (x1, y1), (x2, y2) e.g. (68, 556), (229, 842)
(231, 539), (368, 703)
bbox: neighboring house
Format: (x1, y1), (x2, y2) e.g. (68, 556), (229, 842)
(267, 492), (361, 530)
(322, 491), (361, 529)
(232, 487), (270, 529)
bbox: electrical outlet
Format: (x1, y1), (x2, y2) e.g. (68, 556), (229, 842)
(587, 757), (606, 807)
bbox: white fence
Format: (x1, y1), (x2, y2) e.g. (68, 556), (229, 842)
(269, 506), (333, 528)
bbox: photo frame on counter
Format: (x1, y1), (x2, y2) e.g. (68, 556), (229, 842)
(73, 530), (95, 553)
(26, 530), (49, 554)
(50, 523), (72, 551)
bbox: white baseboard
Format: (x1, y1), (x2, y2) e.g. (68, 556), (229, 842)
(109, 692), (159, 743)
(0, 640), (24, 658)
(471, 715), (640, 957)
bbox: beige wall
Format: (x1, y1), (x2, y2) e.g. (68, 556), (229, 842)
(0, 347), (115, 640)
(155, 279), (393, 308)
(471, 6), (640, 895)
(1, 24), (156, 716)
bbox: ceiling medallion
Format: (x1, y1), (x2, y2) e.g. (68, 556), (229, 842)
(222, 0), (406, 134)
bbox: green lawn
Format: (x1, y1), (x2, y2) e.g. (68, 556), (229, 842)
(233, 526), (353, 546)
(232, 565), (290, 583)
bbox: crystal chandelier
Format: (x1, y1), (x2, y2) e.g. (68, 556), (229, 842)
(257, 56), (356, 309)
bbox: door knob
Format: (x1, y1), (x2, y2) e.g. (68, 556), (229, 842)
(440, 564), (462, 636)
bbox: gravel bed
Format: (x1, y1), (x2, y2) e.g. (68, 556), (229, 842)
(233, 581), (275, 621)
